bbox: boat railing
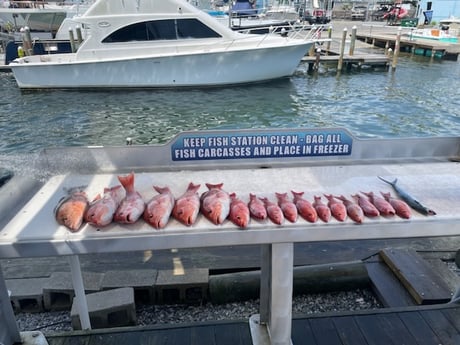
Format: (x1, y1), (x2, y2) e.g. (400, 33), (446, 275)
(233, 22), (327, 44)
(7, 1), (47, 9)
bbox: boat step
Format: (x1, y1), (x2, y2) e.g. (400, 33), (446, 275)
(365, 254), (417, 307)
(379, 248), (453, 305)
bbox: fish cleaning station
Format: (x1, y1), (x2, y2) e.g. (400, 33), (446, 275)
(1, 127), (460, 345)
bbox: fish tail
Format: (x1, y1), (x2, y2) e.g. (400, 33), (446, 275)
(205, 182), (224, 190)
(378, 176), (397, 186)
(153, 185), (170, 194)
(187, 182), (201, 192)
(118, 172), (135, 193)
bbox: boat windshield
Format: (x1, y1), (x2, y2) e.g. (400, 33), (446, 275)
(102, 18), (222, 43)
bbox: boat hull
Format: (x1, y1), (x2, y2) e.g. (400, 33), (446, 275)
(10, 43), (313, 89)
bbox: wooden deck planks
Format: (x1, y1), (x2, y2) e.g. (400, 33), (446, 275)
(292, 318), (317, 345)
(398, 311), (441, 345)
(332, 315), (368, 345)
(380, 248), (452, 305)
(421, 310), (460, 345)
(308, 318), (343, 345)
(46, 305), (460, 345)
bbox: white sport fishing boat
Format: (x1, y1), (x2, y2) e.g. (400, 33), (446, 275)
(9, 0), (318, 89)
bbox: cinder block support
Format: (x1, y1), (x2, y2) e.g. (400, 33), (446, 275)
(6, 277), (49, 312)
(70, 287), (136, 330)
(102, 269), (157, 304)
(156, 268), (208, 304)
(43, 271), (103, 311)
(0, 265), (21, 345)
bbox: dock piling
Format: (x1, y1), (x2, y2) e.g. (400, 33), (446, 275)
(338, 28), (347, 72)
(349, 26), (357, 56)
(326, 26), (332, 55)
(391, 28), (401, 70)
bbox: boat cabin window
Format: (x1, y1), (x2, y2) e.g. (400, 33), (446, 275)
(102, 18), (221, 42)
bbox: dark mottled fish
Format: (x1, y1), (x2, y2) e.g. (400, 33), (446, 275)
(377, 176), (436, 216)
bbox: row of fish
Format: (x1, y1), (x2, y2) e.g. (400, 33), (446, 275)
(55, 172), (436, 232)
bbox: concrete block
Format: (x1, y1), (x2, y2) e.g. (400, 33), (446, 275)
(101, 269), (157, 304)
(6, 277), (49, 312)
(70, 287), (136, 330)
(43, 272), (103, 311)
(156, 268), (208, 304)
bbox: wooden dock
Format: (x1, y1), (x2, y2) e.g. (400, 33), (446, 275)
(356, 32), (460, 61)
(302, 52), (390, 71)
(45, 303), (460, 345)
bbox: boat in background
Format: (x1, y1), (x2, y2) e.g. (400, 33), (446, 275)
(440, 16), (460, 37)
(9, 0), (319, 89)
(207, 0), (302, 34)
(0, 0), (91, 35)
(408, 27), (458, 43)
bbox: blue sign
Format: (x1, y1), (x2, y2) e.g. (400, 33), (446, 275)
(171, 129), (353, 161)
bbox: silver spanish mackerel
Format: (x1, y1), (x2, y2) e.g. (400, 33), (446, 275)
(377, 176), (436, 216)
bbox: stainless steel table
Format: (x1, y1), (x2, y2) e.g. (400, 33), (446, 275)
(1, 128), (460, 345)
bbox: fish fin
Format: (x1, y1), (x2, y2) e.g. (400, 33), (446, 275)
(92, 193), (102, 202)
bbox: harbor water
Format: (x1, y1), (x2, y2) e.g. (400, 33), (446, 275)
(0, 55), (459, 174)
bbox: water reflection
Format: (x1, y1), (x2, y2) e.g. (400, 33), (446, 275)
(0, 56), (459, 159)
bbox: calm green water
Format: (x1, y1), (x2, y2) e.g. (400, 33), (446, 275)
(0, 55), (459, 172)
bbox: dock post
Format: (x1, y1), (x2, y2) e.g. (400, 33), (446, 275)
(338, 28), (347, 72)
(22, 26), (33, 56)
(326, 26), (332, 55)
(314, 47), (321, 70)
(349, 25), (357, 56)
(392, 28), (401, 70)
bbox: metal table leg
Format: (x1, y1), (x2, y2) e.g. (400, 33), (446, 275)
(68, 255), (92, 330)
(0, 264), (21, 345)
(250, 243), (294, 345)
(268, 243), (293, 345)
